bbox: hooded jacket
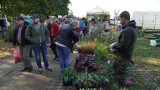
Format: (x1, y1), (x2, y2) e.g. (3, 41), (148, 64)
(113, 20), (137, 60)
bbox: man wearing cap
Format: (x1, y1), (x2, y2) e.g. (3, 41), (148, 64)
(25, 14), (52, 73)
(13, 16), (33, 72)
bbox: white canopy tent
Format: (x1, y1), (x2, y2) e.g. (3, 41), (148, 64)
(86, 6), (109, 15)
(86, 6), (109, 20)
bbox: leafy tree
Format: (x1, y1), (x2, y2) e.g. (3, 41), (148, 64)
(0, 0), (71, 18)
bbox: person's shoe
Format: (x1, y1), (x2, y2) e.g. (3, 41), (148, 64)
(21, 68), (28, 72)
(27, 67), (33, 72)
(53, 57), (59, 61)
(46, 67), (53, 72)
(29, 55), (34, 58)
(125, 77), (136, 87)
(38, 68), (43, 74)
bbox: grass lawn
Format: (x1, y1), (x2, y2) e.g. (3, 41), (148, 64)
(128, 38), (160, 90)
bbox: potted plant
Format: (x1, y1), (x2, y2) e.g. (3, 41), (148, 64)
(88, 62), (98, 72)
(94, 42), (108, 61)
(85, 41), (96, 54)
(61, 68), (76, 86)
(74, 75), (84, 90)
(76, 41), (96, 54)
(100, 76), (109, 88)
(92, 74), (101, 89)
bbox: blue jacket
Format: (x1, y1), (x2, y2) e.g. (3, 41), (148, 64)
(80, 20), (85, 30)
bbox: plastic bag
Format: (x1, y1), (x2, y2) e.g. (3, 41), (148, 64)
(13, 48), (22, 64)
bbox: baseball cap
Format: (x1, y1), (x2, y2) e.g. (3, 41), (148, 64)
(32, 14), (40, 19)
(26, 16), (30, 19)
(17, 16), (24, 21)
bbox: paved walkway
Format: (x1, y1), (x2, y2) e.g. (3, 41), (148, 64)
(0, 48), (77, 90)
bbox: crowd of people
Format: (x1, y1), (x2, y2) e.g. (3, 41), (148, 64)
(12, 13), (93, 73)
(11, 10), (136, 87)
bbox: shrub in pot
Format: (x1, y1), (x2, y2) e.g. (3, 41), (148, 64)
(76, 41), (96, 54)
(100, 76), (109, 88)
(74, 54), (97, 72)
(61, 68), (76, 86)
(74, 76), (84, 90)
(88, 62), (98, 72)
(92, 74), (101, 89)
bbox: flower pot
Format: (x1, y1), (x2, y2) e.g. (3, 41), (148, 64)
(78, 49), (82, 53)
(75, 67), (84, 72)
(63, 79), (72, 86)
(75, 82), (84, 90)
(91, 67), (98, 71)
(94, 83), (100, 89)
(101, 81), (108, 87)
(89, 82), (95, 88)
(88, 66), (93, 70)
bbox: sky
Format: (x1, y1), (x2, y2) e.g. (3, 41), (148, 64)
(68, 0), (160, 18)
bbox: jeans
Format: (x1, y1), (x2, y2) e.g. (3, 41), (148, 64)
(33, 44), (49, 68)
(82, 29), (86, 37)
(56, 45), (70, 70)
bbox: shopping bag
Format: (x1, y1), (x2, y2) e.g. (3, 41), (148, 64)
(13, 48), (22, 64)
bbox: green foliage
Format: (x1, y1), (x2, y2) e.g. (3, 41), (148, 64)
(61, 68), (76, 83)
(90, 63), (98, 68)
(111, 84), (129, 90)
(95, 31), (120, 46)
(106, 60), (115, 79)
(94, 42), (108, 61)
(0, 0), (70, 18)
(5, 29), (15, 42)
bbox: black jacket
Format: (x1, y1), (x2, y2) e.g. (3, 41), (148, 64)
(113, 20), (137, 60)
(55, 24), (79, 49)
(13, 26), (31, 47)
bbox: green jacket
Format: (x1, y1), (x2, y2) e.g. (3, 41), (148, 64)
(113, 20), (137, 60)
(25, 23), (50, 45)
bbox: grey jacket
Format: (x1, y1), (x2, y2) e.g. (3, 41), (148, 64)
(25, 23), (50, 45)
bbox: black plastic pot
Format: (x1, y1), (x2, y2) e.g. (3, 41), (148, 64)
(92, 67), (98, 71)
(75, 82), (84, 90)
(101, 81), (108, 87)
(63, 79), (72, 86)
(94, 83), (100, 89)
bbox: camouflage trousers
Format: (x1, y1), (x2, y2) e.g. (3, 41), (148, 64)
(113, 55), (133, 87)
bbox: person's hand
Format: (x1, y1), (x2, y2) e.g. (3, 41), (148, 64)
(109, 42), (115, 49)
(109, 42), (117, 52)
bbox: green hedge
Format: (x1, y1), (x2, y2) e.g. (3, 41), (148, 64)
(5, 29), (15, 42)
(5, 23), (16, 42)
